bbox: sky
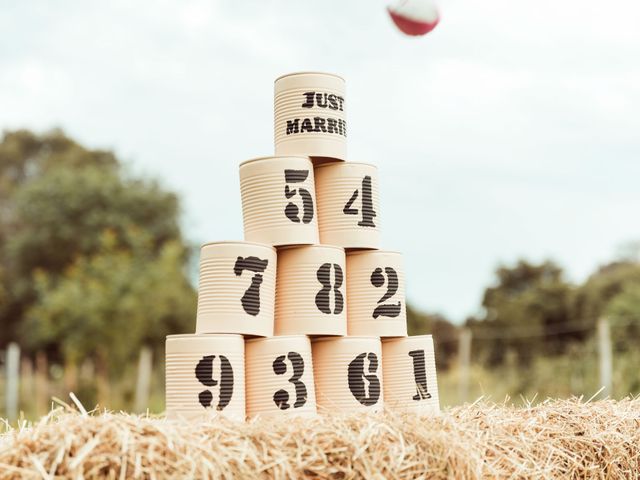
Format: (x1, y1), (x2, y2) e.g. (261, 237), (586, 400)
(1, 0), (639, 322)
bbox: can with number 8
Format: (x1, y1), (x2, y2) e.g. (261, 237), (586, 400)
(240, 156), (320, 247)
(274, 245), (347, 336)
(346, 250), (407, 337)
(312, 336), (383, 414)
(314, 162), (380, 249)
(196, 241), (277, 337)
(245, 335), (317, 419)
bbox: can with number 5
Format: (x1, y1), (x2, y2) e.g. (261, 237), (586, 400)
(240, 156), (320, 246)
(346, 250), (407, 337)
(196, 241), (276, 337)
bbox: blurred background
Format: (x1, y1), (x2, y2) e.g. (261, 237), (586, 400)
(1, 0), (639, 419)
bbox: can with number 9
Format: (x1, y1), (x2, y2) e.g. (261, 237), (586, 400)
(346, 250), (407, 337)
(196, 241), (276, 337)
(165, 334), (245, 421)
(240, 156), (320, 246)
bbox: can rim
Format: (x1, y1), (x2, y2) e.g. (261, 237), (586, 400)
(201, 240), (276, 251)
(278, 244), (345, 253)
(311, 336), (381, 343)
(382, 334), (433, 343)
(346, 249), (402, 257)
(274, 71), (345, 83)
(246, 335), (310, 344)
(315, 161), (377, 170)
(240, 155), (311, 167)
(166, 333), (244, 340)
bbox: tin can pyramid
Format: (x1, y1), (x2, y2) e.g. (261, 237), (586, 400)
(165, 72), (440, 420)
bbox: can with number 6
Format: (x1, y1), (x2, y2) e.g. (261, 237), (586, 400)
(346, 250), (407, 337)
(314, 162), (380, 249)
(245, 335), (317, 419)
(274, 245), (347, 336)
(196, 241), (276, 337)
(382, 335), (440, 414)
(312, 336), (383, 414)
(240, 156), (320, 246)
(165, 334), (245, 421)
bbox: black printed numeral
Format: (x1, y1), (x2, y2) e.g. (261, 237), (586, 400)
(408, 350), (431, 401)
(343, 175), (376, 227)
(347, 352), (381, 406)
(195, 355), (234, 410)
(370, 267), (401, 319)
(315, 263), (344, 315)
(273, 352), (308, 410)
(234, 256), (269, 316)
(284, 169), (314, 224)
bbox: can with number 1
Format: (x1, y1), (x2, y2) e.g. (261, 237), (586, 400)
(240, 156), (319, 246)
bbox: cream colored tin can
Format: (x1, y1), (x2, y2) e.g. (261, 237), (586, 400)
(312, 337), (383, 414)
(382, 335), (440, 414)
(274, 72), (346, 162)
(315, 162), (380, 249)
(346, 250), (407, 337)
(165, 334), (245, 421)
(196, 241), (276, 337)
(245, 335), (317, 419)
(240, 156), (319, 246)
(275, 245), (347, 336)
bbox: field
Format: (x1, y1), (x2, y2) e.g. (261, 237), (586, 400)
(1, 398), (639, 479)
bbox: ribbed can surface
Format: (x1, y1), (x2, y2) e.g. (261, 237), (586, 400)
(165, 334), (245, 421)
(196, 242), (276, 337)
(382, 335), (440, 414)
(346, 250), (407, 337)
(274, 72), (347, 162)
(315, 162), (380, 249)
(312, 337), (384, 414)
(245, 335), (317, 419)
(275, 245), (347, 336)
(240, 156), (319, 246)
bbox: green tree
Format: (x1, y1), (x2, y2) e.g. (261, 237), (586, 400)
(0, 129), (188, 348)
(470, 260), (574, 366)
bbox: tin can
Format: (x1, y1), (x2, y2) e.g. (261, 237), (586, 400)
(382, 335), (440, 414)
(315, 162), (380, 249)
(245, 335), (317, 419)
(165, 334), (245, 421)
(274, 72), (347, 162)
(275, 245), (347, 336)
(312, 337), (383, 414)
(240, 156), (319, 246)
(196, 241), (276, 337)
(346, 250), (407, 337)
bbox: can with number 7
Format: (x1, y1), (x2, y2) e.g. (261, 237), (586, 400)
(346, 250), (407, 337)
(196, 241), (277, 337)
(240, 156), (320, 247)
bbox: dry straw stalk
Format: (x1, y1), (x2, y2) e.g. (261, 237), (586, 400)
(1, 397), (639, 479)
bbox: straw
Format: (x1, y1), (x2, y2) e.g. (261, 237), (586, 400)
(1, 397), (639, 479)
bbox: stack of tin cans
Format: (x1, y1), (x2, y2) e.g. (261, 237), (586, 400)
(166, 72), (440, 421)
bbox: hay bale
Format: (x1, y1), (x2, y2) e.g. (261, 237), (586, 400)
(1, 398), (639, 479)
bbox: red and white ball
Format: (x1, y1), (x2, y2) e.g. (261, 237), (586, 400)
(388, 0), (440, 36)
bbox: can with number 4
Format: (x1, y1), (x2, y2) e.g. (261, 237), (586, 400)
(346, 250), (407, 337)
(314, 162), (380, 249)
(240, 156), (320, 246)
(196, 241), (276, 337)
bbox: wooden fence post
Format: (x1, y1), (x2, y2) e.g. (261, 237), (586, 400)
(597, 317), (613, 398)
(134, 346), (153, 413)
(5, 343), (20, 422)
(458, 328), (472, 404)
